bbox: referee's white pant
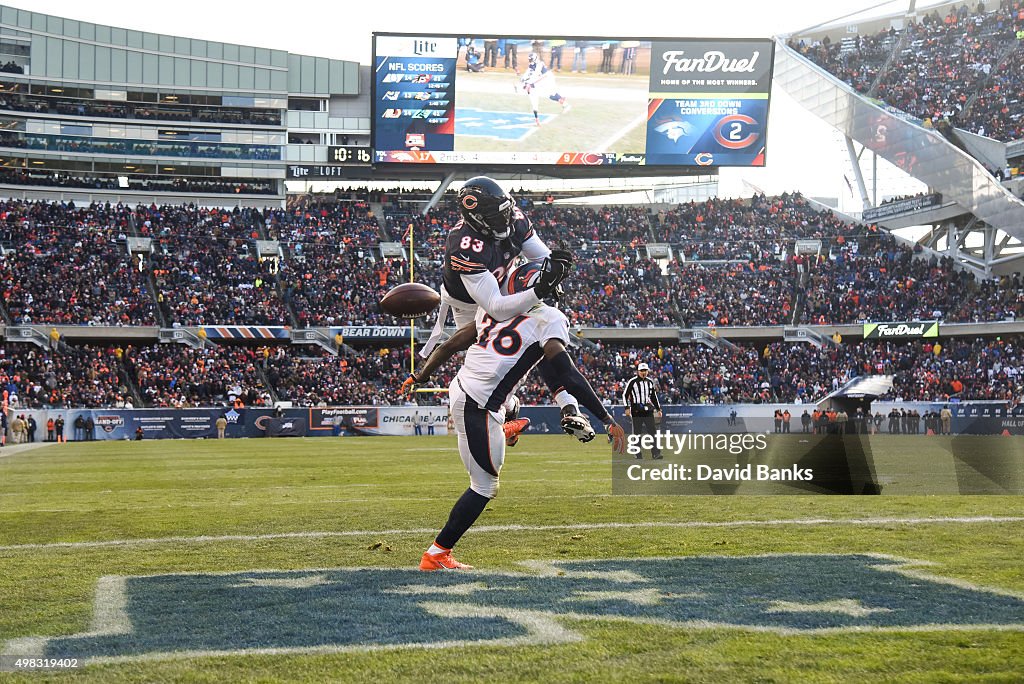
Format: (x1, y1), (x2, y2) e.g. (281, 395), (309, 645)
(449, 379), (506, 498)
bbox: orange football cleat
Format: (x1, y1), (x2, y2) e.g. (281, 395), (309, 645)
(419, 550), (474, 571)
(503, 417), (530, 447)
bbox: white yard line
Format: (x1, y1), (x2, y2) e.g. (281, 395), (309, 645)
(1, 516), (1020, 552)
(596, 112), (648, 151)
(0, 442), (57, 458)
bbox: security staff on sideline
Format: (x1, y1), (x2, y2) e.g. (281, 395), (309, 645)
(623, 362), (663, 459)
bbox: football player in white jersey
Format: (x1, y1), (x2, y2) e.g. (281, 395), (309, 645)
(408, 263), (626, 571)
(520, 52), (569, 126)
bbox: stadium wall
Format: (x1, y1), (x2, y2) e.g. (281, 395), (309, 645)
(13, 402), (1023, 442)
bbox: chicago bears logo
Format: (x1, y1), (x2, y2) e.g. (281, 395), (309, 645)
(694, 152), (715, 166)
(713, 114), (759, 149)
(461, 194), (479, 210)
(8, 554), (1023, 664)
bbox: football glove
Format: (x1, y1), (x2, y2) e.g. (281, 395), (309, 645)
(534, 250), (574, 298)
(399, 373), (420, 397)
(607, 421), (627, 455)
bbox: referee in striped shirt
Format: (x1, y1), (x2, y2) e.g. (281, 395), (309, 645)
(623, 362), (663, 459)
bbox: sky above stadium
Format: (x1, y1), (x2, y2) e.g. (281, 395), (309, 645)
(8, 0), (938, 205)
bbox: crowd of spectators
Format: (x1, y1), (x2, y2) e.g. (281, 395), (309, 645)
(967, 39), (1024, 142)
(528, 204), (653, 246)
(512, 336), (1024, 406)
(0, 199), (156, 325)
(270, 197), (442, 327)
(793, 2), (1024, 142)
(669, 261), (796, 327)
(122, 343), (271, 408)
(0, 343), (130, 408)
(800, 232), (1022, 324)
(3, 333), (1021, 408)
(758, 336), (1024, 403)
(264, 346), (457, 407)
(0, 192), (1021, 329)
(144, 204), (290, 326)
(655, 192), (855, 253)
(561, 242), (675, 327)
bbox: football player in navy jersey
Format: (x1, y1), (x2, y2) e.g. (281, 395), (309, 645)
(417, 175), (591, 441)
(409, 262), (626, 571)
(423, 175), (566, 353)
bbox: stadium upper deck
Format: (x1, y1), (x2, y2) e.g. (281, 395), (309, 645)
(0, 4), (363, 206)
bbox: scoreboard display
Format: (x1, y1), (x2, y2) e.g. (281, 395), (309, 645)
(371, 33), (774, 169)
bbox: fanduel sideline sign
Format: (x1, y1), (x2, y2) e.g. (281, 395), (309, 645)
(863, 321), (939, 339)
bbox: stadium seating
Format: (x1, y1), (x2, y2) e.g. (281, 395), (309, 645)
(1, 193), (1020, 330)
(122, 343), (272, 408)
(0, 343), (130, 409)
(9, 334), (1020, 409)
(0, 199), (157, 325)
(265, 346), (457, 407)
(792, 3), (1024, 142)
(1, 190), (1022, 410)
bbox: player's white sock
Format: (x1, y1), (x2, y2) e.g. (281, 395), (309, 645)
(427, 543), (448, 556)
(553, 390), (578, 411)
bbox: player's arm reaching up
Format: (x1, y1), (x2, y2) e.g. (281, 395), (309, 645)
(518, 214), (553, 262)
(401, 323), (476, 395)
(444, 177), (570, 321)
(460, 251), (571, 320)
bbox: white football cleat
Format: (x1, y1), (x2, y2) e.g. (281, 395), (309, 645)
(560, 405), (595, 443)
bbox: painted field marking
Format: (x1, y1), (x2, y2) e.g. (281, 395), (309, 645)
(3, 553), (1023, 665)
(1, 516), (1021, 552)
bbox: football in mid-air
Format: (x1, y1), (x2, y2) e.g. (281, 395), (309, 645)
(379, 282), (441, 319)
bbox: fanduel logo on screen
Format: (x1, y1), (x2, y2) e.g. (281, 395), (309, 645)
(660, 50), (761, 75)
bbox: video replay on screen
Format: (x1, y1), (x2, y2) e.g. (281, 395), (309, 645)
(372, 33), (775, 169)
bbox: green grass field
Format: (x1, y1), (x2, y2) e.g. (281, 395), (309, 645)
(453, 71), (649, 153)
(1, 435), (1023, 682)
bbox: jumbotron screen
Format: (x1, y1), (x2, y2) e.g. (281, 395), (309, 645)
(371, 34), (774, 168)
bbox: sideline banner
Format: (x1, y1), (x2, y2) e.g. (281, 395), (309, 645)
(12, 402), (1024, 441)
(863, 321), (939, 339)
